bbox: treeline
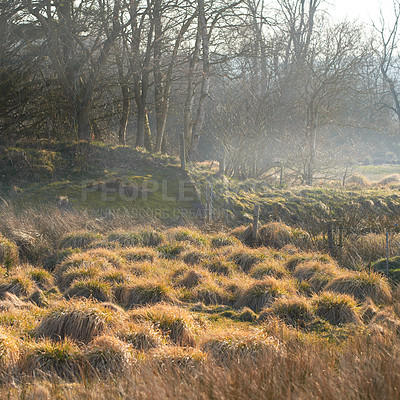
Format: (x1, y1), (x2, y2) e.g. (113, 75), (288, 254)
(1, 0), (400, 183)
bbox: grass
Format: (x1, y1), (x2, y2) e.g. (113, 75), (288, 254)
(0, 204), (399, 398)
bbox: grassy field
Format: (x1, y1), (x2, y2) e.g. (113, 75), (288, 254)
(0, 206), (399, 399)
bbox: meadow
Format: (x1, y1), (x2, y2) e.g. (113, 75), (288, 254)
(0, 205), (399, 399)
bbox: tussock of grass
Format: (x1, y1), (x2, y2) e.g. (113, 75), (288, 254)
(293, 261), (339, 293)
(27, 268), (54, 290)
(182, 250), (207, 265)
(326, 271), (392, 304)
(229, 249), (267, 272)
(107, 229), (163, 248)
(262, 296), (315, 328)
(130, 304), (202, 347)
(345, 174), (370, 188)
(249, 260), (288, 280)
(166, 227), (207, 246)
(202, 259), (238, 276)
(86, 335), (134, 376)
(122, 323), (165, 350)
(312, 292), (361, 325)
(0, 292), (32, 311)
(157, 243), (186, 259)
(235, 277), (295, 312)
(117, 281), (175, 309)
(0, 328), (20, 371)
(210, 235), (240, 248)
(119, 247), (157, 263)
(59, 231), (103, 250)
(201, 329), (281, 364)
(179, 270), (204, 289)
(24, 339), (85, 379)
(29, 290), (48, 307)
(149, 346), (207, 369)
(257, 222), (311, 250)
(35, 300), (122, 343)
(65, 279), (113, 303)
(0, 273), (36, 298)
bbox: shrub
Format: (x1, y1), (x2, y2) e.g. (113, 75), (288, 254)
(35, 300), (121, 343)
(312, 291), (361, 325)
(65, 279), (113, 303)
(326, 271), (392, 304)
(235, 277), (295, 312)
(59, 231), (103, 249)
(263, 296), (315, 328)
(85, 335), (134, 376)
(24, 339), (86, 379)
(0, 235), (19, 272)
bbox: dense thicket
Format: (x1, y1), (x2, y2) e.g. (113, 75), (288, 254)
(1, 0), (400, 182)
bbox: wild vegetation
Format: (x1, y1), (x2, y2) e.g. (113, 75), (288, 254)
(0, 205), (399, 399)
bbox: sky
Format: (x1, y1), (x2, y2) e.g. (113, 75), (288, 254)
(329, 0), (392, 24)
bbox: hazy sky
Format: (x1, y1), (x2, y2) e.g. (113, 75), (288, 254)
(330, 0), (391, 24)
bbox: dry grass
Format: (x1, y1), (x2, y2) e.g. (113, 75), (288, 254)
(326, 270), (392, 304)
(0, 208), (399, 398)
(35, 300), (122, 343)
(312, 291), (361, 325)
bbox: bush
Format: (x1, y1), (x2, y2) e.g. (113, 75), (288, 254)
(35, 300), (121, 343)
(312, 291), (361, 325)
(326, 271), (392, 304)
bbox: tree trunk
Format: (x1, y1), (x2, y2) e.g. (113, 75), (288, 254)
(118, 84), (130, 145)
(190, 1), (210, 158)
(136, 102), (145, 148)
